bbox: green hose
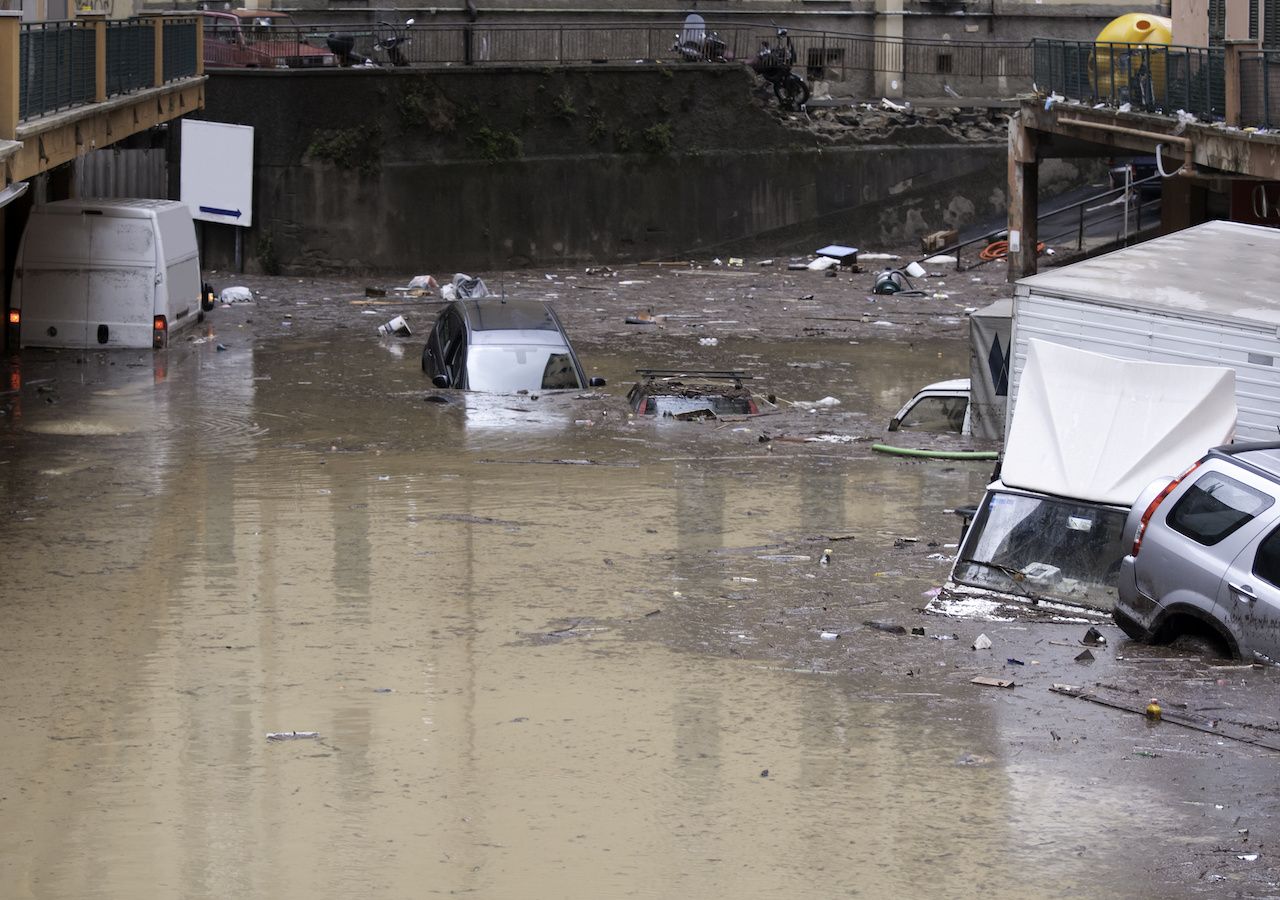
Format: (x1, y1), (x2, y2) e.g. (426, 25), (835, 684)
(871, 443), (999, 461)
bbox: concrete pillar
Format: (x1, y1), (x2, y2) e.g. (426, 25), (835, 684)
(1173, 0), (1210, 46)
(1160, 176), (1209, 232)
(874, 0), (905, 99)
(1006, 111), (1039, 281)
(0, 11), (19, 141)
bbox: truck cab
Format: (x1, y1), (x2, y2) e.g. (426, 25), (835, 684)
(888, 378), (971, 435)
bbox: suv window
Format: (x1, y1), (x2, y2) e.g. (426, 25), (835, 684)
(1254, 526), (1280, 588)
(1167, 471), (1274, 546)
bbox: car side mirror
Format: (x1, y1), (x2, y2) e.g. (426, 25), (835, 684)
(588, 376), (607, 387)
(432, 374), (450, 389)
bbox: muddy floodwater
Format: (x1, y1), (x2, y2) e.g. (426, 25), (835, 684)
(3, 265), (1279, 898)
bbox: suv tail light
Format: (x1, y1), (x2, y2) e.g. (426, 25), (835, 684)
(153, 315), (168, 349)
(1131, 459), (1203, 556)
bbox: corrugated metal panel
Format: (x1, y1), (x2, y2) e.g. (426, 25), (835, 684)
(75, 147), (167, 200)
(1010, 293), (1280, 444)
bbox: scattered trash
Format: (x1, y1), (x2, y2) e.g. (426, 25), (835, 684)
(365, 286), (387, 297)
(873, 270), (909, 294)
(441, 273), (490, 301)
(758, 259), (775, 267)
(910, 626), (926, 636)
(820, 548), (832, 567)
(819, 631), (840, 641)
(921, 254), (957, 265)
(921, 229), (957, 253)
(731, 576), (758, 583)
(1050, 685), (1280, 751)
(1238, 854), (1260, 862)
(1146, 698), (1162, 722)
(1074, 649), (1095, 663)
(1006, 657), (1025, 666)
(954, 752), (991, 766)
(1082, 626), (1107, 646)
(727, 257), (745, 268)
(904, 261), (926, 278)
(760, 769), (769, 777)
(971, 676), (1014, 688)
(792, 396), (840, 410)
(699, 337), (719, 346)
(864, 620), (907, 635)
(806, 256), (838, 271)
(373, 687), (393, 693)
(220, 286), (253, 304)
(404, 274), (438, 295)
(972, 633), (992, 651)
(216, 343), (228, 352)
(932, 634), (956, 641)
(377, 315), (411, 337)
(266, 731), (320, 741)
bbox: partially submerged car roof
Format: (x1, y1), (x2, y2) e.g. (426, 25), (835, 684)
(457, 298), (562, 334)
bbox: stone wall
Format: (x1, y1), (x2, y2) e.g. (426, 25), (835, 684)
(198, 65), (1050, 273)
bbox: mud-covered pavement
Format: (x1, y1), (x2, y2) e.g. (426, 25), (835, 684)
(2, 255), (1279, 898)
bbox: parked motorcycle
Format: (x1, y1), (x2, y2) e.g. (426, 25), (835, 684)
(374, 19), (413, 67)
(671, 13), (729, 63)
(750, 28), (809, 110)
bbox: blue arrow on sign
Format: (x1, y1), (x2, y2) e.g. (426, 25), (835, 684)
(199, 205), (242, 219)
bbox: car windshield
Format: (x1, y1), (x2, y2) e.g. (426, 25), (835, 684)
(466, 346), (581, 392)
(952, 490), (1128, 610)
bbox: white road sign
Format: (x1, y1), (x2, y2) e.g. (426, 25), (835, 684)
(180, 120), (254, 227)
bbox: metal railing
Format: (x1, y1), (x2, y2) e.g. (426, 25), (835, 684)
(1032, 38), (1226, 120)
(18, 21), (95, 120)
(1239, 48), (1280, 129)
(16, 14), (201, 124)
(231, 20), (1031, 87)
(106, 19), (154, 97)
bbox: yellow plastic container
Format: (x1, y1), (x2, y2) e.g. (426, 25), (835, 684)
(1092, 13), (1173, 100)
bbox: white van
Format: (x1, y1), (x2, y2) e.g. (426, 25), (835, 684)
(10, 199), (205, 350)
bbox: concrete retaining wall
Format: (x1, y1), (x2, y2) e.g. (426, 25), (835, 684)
(200, 65), (1022, 273)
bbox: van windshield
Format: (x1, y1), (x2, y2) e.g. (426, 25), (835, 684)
(952, 490), (1128, 611)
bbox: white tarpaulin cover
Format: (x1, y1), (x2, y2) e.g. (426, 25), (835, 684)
(1001, 340), (1237, 506)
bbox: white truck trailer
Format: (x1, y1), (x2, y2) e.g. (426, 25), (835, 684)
(1007, 220), (1280, 443)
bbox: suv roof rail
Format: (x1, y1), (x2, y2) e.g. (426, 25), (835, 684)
(635, 368), (752, 379)
(1209, 442), (1280, 483)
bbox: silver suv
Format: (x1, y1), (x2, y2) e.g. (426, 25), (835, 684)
(1116, 443), (1280, 663)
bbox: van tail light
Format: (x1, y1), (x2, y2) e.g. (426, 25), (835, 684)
(153, 315), (168, 349)
(7, 310), (18, 325)
(1131, 459), (1203, 556)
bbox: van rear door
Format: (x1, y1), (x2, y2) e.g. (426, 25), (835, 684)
(18, 211), (91, 348)
(88, 211), (158, 346)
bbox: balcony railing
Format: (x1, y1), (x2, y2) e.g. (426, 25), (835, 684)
(3, 13), (201, 134)
(1239, 49), (1280, 129)
(218, 20), (1032, 89)
(1029, 37), (1280, 125)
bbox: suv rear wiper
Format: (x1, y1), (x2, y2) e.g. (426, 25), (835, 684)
(956, 558), (1044, 602)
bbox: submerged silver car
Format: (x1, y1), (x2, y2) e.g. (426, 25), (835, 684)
(421, 298), (604, 392)
(1116, 442), (1280, 662)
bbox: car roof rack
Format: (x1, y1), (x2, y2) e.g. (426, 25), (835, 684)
(634, 368), (753, 380)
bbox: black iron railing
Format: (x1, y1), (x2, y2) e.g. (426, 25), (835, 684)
(1032, 38), (1226, 120)
(1239, 48), (1280, 129)
(18, 21), (95, 120)
(106, 20), (154, 97)
(17, 14), (200, 124)
(241, 20), (1032, 87)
